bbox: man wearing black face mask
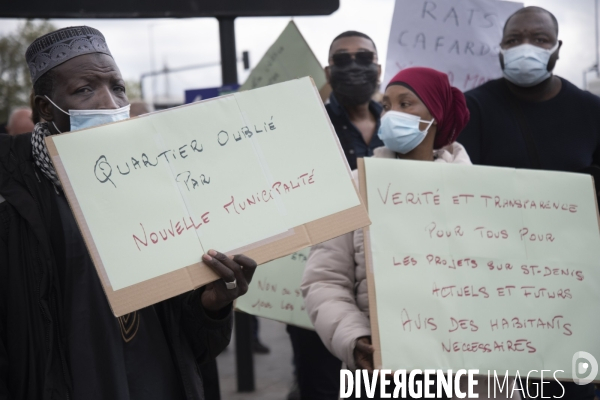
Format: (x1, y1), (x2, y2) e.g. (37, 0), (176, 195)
(285, 31), (382, 400)
(325, 31), (383, 170)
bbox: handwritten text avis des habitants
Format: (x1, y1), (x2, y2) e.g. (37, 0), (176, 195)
(92, 116), (276, 188)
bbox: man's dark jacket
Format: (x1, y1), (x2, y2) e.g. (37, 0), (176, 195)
(325, 95), (383, 171)
(0, 133), (232, 400)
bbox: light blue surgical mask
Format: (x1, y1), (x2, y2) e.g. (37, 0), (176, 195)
(377, 110), (435, 154)
(45, 95), (130, 133)
(500, 42), (559, 87)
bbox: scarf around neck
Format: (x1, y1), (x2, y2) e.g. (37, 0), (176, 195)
(31, 122), (61, 187)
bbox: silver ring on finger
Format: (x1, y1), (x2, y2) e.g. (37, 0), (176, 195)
(225, 279), (237, 290)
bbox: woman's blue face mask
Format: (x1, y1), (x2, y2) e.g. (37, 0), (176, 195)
(377, 110), (435, 154)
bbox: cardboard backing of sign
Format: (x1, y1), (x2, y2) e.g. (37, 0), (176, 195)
(357, 158), (384, 369)
(358, 158), (600, 382)
(46, 79), (370, 317)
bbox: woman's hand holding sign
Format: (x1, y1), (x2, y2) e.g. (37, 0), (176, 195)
(201, 250), (257, 312)
(354, 336), (375, 373)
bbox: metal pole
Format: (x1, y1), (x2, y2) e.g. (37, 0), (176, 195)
(218, 16), (239, 85)
(148, 23), (157, 104)
(234, 312), (255, 392)
(140, 77), (145, 102)
(217, 15), (254, 392)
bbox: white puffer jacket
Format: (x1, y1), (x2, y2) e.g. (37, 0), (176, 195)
(301, 142), (472, 369)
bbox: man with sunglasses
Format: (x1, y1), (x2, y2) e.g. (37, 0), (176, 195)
(325, 30), (383, 170)
(286, 31), (382, 400)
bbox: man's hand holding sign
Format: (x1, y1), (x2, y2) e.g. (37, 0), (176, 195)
(201, 251), (257, 313)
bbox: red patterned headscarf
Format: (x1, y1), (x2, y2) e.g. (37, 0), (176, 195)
(387, 67), (469, 149)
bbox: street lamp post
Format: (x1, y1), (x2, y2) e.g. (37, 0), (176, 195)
(147, 23), (159, 104)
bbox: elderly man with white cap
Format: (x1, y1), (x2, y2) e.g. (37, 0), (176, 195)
(0, 26), (257, 400)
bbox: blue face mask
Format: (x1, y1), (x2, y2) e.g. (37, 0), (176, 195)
(500, 42), (559, 87)
(377, 110), (435, 154)
(45, 96), (130, 133)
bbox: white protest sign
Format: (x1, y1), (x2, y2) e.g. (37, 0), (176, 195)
(383, 0), (522, 91)
(360, 158), (600, 381)
(47, 77), (369, 316)
(235, 249), (313, 330)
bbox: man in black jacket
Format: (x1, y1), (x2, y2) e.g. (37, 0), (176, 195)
(460, 7), (600, 173)
(0, 26), (257, 400)
(325, 31), (384, 171)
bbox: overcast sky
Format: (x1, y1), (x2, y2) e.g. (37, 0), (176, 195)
(0, 0), (597, 103)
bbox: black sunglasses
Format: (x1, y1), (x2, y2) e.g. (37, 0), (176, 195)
(331, 51), (375, 68)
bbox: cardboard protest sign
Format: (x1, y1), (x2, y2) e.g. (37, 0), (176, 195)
(383, 0), (522, 91)
(235, 248), (313, 330)
(46, 77), (369, 317)
(359, 157), (600, 381)
(240, 21), (327, 97)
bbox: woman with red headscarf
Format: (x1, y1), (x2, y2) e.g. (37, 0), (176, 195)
(376, 67), (470, 163)
(302, 68), (517, 399)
